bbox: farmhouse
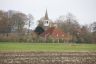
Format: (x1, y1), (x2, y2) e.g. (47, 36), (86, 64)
(35, 9), (72, 42)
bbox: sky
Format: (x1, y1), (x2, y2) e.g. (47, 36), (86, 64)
(0, 0), (96, 26)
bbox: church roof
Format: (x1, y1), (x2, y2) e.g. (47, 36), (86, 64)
(40, 27), (66, 39)
(44, 9), (49, 20)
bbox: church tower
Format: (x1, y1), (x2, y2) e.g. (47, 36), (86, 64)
(38, 9), (52, 31)
(43, 9), (52, 30)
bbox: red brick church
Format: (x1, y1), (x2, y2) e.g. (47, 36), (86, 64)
(35, 10), (72, 42)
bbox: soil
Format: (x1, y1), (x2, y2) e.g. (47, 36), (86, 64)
(0, 52), (96, 64)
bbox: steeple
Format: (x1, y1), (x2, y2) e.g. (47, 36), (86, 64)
(44, 9), (49, 20)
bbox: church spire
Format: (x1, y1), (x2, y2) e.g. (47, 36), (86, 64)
(45, 9), (49, 20)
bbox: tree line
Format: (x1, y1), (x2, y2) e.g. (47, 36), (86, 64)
(55, 13), (96, 43)
(0, 10), (96, 43)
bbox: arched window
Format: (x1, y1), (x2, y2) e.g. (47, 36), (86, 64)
(46, 21), (48, 24)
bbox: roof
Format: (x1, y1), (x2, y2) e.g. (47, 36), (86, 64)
(40, 27), (66, 39)
(34, 26), (44, 35)
(44, 9), (49, 20)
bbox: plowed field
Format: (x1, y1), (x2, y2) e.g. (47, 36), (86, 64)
(0, 52), (96, 64)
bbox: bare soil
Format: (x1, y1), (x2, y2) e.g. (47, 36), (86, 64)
(0, 52), (96, 64)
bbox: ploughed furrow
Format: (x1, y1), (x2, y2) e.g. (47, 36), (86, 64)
(0, 52), (96, 64)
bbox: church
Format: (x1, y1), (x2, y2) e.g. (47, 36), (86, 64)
(35, 9), (72, 43)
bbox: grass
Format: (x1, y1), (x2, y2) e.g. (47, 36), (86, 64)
(0, 42), (96, 52)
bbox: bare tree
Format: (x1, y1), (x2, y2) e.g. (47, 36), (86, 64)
(0, 10), (10, 34)
(10, 12), (27, 33)
(27, 14), (34, 33)
(56, 13), (80, 42)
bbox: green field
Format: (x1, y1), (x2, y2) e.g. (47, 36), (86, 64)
(0, 42), (96, 52)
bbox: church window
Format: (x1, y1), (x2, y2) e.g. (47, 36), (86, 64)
(47, 21), (48, 24)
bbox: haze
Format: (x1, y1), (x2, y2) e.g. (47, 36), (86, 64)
(0, 0), (96, 25)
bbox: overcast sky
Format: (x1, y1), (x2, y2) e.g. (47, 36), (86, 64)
(0, 0), (96, 25)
